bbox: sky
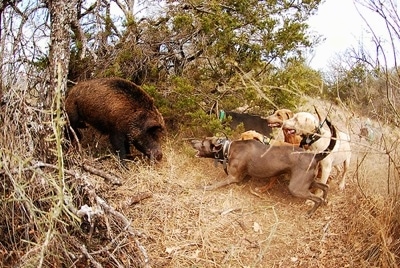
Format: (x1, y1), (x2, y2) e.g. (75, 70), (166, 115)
(307, 0), (389, 70)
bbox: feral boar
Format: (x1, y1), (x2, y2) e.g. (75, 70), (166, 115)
(65, 77), (165, 161)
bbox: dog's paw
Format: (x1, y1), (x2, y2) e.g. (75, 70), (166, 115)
(202, 185), (216, 191)
(196, 182), (217, 191)
(338, 182), (346, 191)
(249, 187), (265, 198)
(305, 200), (314, 207)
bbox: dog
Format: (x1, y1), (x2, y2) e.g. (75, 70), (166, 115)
(266, 109), (302, 145)
(218, 110), (273, 137)
(191, 120), (337, 216)
(239, 130), (291, 146)
(282, 112), (351, 191)
(239, 130), (296, 192)
(359, 118), (375, 142)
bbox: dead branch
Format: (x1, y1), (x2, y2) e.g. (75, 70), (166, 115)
(29, 160), (150, 266)
(84, 186), (151, 268)
(118, 191), (153, 209)
(82, 163), (122, 185)
(0, 161), (122, 186)
(80, 244), (103, 268)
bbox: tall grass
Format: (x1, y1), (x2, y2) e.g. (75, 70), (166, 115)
(0, 75), (147, 267)
(348, 139), (400, 267)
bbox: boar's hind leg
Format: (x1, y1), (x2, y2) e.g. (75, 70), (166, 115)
(109, 133), (130, 160)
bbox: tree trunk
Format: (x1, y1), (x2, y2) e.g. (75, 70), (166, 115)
(46, 0), (77, 107)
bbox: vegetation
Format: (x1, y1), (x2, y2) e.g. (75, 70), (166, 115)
(0, 0), (399, 267)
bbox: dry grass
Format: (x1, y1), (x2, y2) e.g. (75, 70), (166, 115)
(0, 87), (399, 267)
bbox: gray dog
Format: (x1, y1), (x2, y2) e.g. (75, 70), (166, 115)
(191, 119), (337, 216)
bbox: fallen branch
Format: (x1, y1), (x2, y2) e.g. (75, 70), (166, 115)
(77, 174), (151, 267)
(0, 161), (122, 186)
(6, 160), (150, 266)
(83, 163), (122, 185)
(86, 187), (151, 268)
(118, 191), (153, 209)
(80, 244), (102, 268)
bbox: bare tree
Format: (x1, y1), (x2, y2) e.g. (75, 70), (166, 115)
(45, 0), (78, 106)
(354, 0), (400, 122)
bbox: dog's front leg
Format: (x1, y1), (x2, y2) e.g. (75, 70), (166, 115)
(306, 195), (325, 217)
(203, 174), (241, 191)
(311, 181), (329, 201)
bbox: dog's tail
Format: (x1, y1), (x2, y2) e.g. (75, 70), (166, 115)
(314, 118), (337, 162)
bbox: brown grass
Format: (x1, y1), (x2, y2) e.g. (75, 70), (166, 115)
(0, 87), (399, 267)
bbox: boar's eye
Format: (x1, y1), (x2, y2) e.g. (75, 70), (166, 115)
(147, 125), (163, 138)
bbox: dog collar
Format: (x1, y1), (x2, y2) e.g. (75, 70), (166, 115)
(213, 139), (231, 174)
(218, 110), (226, 121)
(262, 136), (272, 145)
(300, 127), (321, 148)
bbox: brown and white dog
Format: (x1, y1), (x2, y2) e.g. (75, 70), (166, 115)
(282, 112), (351, 191)
(266, 109), (302, 145)
(191, 119), (337, 216)
(240, 130), (291, 146)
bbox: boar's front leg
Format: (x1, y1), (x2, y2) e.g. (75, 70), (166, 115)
(109, 132), (130, 160)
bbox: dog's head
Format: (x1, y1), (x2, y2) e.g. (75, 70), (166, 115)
(190, 137), (226, 158)
(282, 112), (319, 136)
(266, 109), (294, 128)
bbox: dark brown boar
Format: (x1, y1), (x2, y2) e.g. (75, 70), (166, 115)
(65, 77), (165, 161)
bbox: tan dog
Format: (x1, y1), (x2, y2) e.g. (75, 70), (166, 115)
(282, 112), (351, 191)
(240, 130), (290, 146)
(266, 109), (302, 145)
(191, 119), (337, 216)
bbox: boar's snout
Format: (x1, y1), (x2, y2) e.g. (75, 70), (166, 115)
(149, 148), (163, 161)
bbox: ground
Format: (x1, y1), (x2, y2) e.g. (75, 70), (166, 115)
(76, 98), (397, 267)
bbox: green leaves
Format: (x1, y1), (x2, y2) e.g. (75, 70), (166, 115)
(66, 0), (325, 135)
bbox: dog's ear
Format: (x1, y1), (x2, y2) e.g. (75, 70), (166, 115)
(313, 105), (322, 122)
(286, 110), (293, 119)
(210, 137), (220, 144)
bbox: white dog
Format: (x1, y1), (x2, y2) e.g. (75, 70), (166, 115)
(282, 112), (351, 191)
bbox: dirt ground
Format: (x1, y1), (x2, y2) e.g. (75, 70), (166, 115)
(77, 99), (397, 267)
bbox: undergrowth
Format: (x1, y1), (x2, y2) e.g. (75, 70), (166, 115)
(0, 80), (399, 267)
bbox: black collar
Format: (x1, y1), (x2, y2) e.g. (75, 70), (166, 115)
(213, 139), (231, 174)
(300, 126), (321, 148)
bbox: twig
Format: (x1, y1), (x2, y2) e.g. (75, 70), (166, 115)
(1, 160), (123, 186)
(66, 119), (82, 153)
(321, 220), (331, 241)
(82, 163), (122, 185)
(118, 191), (153, 209)
(80, 244), (103, 268)
(93, 193), (151, 267)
